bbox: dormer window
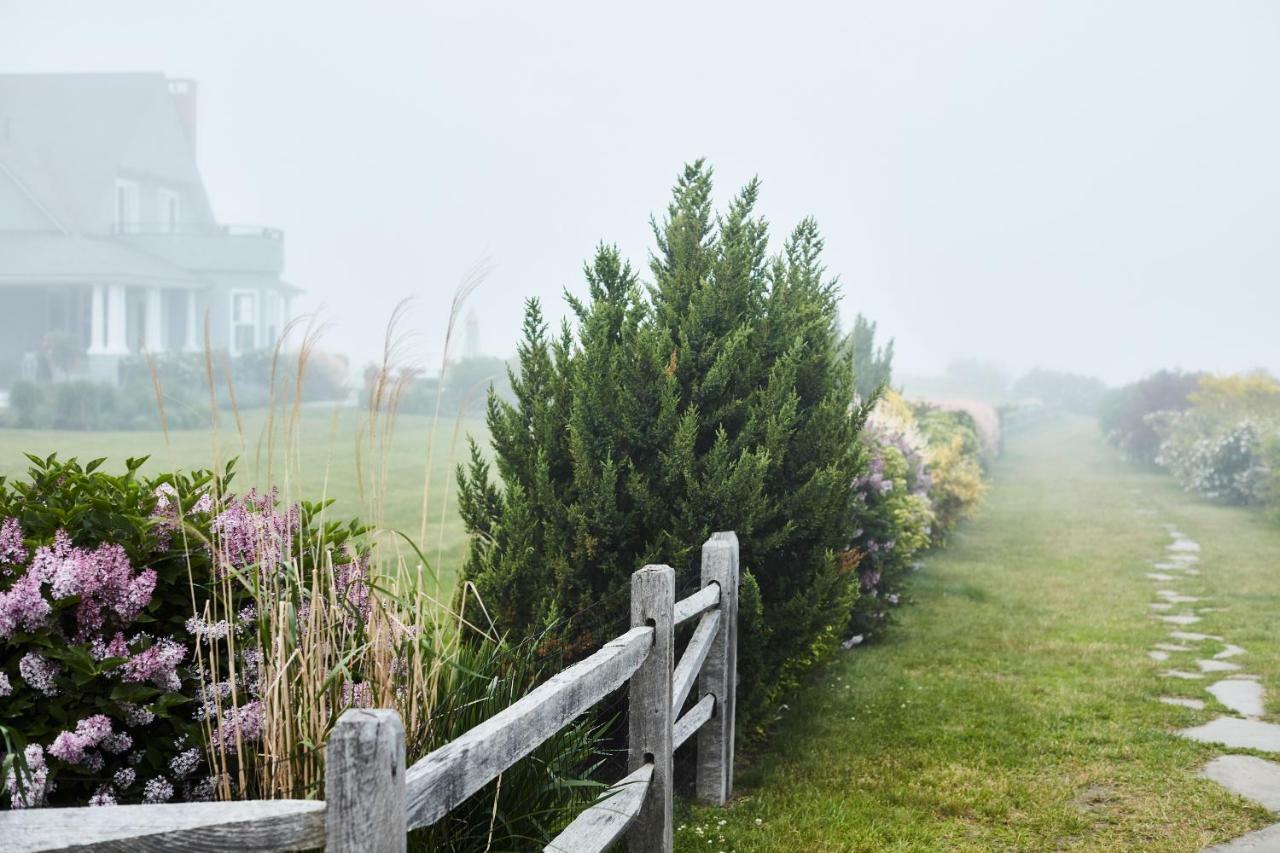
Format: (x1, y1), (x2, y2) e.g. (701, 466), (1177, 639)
(114, 179), (139, 233)
(157, 187), (181, 233)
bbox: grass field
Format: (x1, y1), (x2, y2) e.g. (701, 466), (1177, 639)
(0, 407), (487, 591)
(680, 415), (1280, 851)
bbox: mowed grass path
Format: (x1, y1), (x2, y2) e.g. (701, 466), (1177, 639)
(681, 416), (1280, 851)
(0, 409), (486, 590)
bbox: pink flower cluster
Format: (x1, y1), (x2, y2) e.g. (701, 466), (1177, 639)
(210, 699), (264, 753)
(209, 489), (299, 576)
(48, 715), (114, 765)
(0, 526), (156, 641)
(6, 744), (52, 808)
(0, 516), (26, 570)
(118, 638), (186, 692)
(335, 553), (371, 621)
(19, 651), (60, 697)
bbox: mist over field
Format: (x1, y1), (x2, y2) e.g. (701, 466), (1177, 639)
(3, 0), (1277, 384)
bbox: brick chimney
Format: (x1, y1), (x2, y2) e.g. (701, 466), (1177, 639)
(167, 78), (198, 155)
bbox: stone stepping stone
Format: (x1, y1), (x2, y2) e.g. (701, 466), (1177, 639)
(1199, 607), (1231, 613)
(1216, 644), (1247, 660)
(1169, 540), (1201, 552)
(1149, 650), (1170, 661)
(1149, 602), (1175, 611)
(1153, 562), (1180, 570)
(1164, 669), (1206, 680)
(1155, 643), (1195, 652)
(1158, 614), (1203, 625)
(1171, 631), (1225, 642)
(1180, 717), (1280, 752)
(1205, 822), (1280, 851)
(1158, 593), (1203, 604)
(1202, 755), (1280, 811)
(1147, 573), (1178, 582)
(1198, 659), (1243, 673)
(1161, 696), (1207, 710)
(1209, 680), (1266, 717)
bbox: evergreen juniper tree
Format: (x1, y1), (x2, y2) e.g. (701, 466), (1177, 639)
(456, 161), (869, 731)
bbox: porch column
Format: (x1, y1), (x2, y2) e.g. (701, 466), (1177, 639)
(143, 286), (163, 351)
(184, 288), (200, 352)
(105, 284), (128, 354)
(88, 284), (107, 354)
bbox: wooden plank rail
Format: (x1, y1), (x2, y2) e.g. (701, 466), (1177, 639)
(404, 624), (654, 830)
(671, 609), (720, 714)
(673, 582), (719, 626)
(543, 763), (654, 853)
(673, 693), (715, 750)
(10, 532), (741, 853)
(0, 800), (326, 852)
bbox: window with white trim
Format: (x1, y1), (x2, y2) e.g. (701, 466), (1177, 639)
(231, 290), (258, 353)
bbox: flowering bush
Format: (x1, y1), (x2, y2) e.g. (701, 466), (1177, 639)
(0, 454), (371, 809)
(847, 392), (934, 633)
(914, 404), (988, 543)
(1149, 373), (1280, 505)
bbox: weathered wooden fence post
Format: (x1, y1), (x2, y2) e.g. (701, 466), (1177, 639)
(697, 531), (739, 805)
(325, 708), (407, 853)
(628, 564), (674, 853)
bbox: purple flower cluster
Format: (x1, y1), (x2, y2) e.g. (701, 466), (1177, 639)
(210, 699), (264, 753)
(6, 744), (52, 808)
(0, 516), (26, 570)
(118, 638), (186, 692)
(209, 489), (299, 576)
(0, 526), (156, 641)
(19, 651), (61, 697)
(335, 552), (371, 621)
(48, 715), (115, 765)
(342, 680), (373, 709)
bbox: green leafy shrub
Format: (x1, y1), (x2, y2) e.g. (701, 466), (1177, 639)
(457, 162), (867, 733)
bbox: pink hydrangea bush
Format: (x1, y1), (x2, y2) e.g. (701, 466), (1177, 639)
(0, 455), (374, 809)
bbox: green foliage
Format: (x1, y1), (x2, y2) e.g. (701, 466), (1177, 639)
(408, 630), (609, 851)
(457, 161), (867, 733)
(847, 313), (894, 403)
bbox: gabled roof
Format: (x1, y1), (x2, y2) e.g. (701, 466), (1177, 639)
(0, 73), (216, 235)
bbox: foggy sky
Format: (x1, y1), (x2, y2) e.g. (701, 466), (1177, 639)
(4, 1), (1278, 385)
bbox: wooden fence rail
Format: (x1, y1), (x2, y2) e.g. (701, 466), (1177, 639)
(0, 532), (740, 853)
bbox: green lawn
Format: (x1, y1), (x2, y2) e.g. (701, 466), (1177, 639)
(0, 407), (486, 591)
(680, 415), (1280, 851)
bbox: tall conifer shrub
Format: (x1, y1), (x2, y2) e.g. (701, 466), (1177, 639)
(457, 162), (868, 730)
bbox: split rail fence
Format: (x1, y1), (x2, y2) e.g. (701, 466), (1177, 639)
(0, 532), (741, 853)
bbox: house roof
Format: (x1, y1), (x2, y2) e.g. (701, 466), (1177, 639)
(0, 232), (204, 288)
(0, 73), (216, 235)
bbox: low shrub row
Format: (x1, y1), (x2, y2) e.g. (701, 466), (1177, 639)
(2, 349), (349, 431)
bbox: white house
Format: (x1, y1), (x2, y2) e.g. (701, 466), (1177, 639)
(0, 73), (296, 389)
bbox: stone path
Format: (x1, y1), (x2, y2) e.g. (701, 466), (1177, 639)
(1145, 526), (1280, 850)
